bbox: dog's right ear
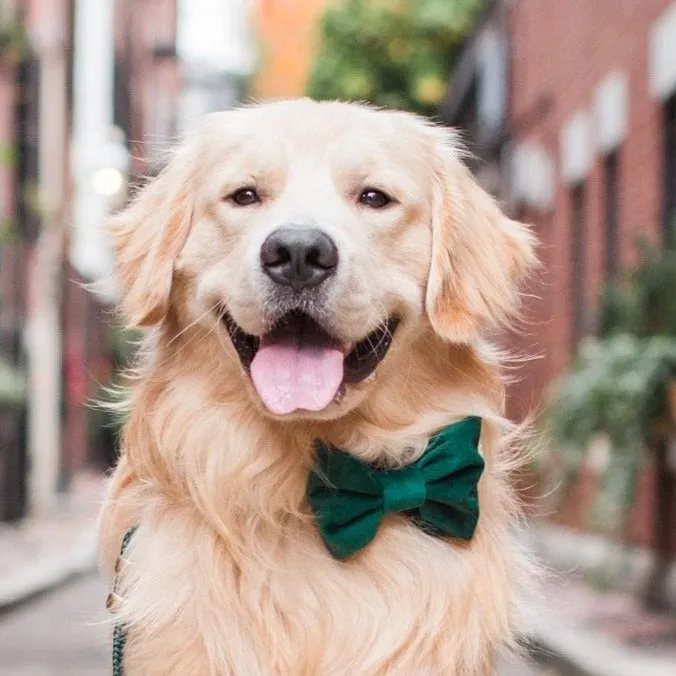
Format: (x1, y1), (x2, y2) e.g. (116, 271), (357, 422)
(425, 129), (537, 343)
(108, 146), (194, 328)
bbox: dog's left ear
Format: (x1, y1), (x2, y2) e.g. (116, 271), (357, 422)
(425, 132), (537, 343)
(108, 145), (195, 328)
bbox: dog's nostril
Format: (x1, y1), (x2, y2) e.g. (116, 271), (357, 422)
(307, 242), (338, 270)
(261, 240), (292, 268)
(260, 227), (339, 290)
(306, 246), (320, 267)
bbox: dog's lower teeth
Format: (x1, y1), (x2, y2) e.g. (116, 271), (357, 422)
(333, 385), (346, 404)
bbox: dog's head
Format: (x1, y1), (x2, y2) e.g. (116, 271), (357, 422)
(110, 99), (535, 420)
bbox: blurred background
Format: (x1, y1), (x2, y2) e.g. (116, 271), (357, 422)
(0, 0), (675, 674)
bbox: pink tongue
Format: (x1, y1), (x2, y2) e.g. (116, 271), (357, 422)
(250, 336), (344, 415)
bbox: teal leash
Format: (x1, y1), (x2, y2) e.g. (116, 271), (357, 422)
(112, 620), (127, 676)
(110, 526), (137, 676)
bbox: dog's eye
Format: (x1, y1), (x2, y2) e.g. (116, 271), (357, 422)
(230, 188), (260, 206)
(359, 189), (391, 209)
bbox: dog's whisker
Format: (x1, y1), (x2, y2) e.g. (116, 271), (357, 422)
(167, 303), (221, 346)
(137, 318), (218, 375)
(362, 305), (392, 357)
(214, 317), (241, 367)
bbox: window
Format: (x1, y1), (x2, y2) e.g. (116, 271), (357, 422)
(664, 94), (676, 248)
(570, 183), (587, 348)
(603, 151), (620, 279)
(15, 54), (41, 243)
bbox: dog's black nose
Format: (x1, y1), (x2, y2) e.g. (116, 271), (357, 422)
(260, 227), (339, 290)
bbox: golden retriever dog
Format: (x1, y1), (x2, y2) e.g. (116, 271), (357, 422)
(99, 98), (538, 675)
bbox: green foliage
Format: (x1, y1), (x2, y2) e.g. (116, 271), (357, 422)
(0, 143), (17, 167)
(546, 336), (676, 525)
(0, 143), (17, 242)
(0, 358), (26, 406)
(0, 217), (16, 242)
(109, 323), (142, 370)
(307, 0), (484, 115)
(599, 240), (676, 338)
(0, 7), (26, 64)
(545, 242), (676, 532)
(88, 324), (141, 443)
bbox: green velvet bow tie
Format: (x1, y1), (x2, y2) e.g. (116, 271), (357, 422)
(307, 416), (484, 560)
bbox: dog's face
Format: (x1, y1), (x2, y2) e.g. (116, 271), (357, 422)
(110, 100), (535, 419)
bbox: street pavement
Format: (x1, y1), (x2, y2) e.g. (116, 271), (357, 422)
(0, 574), (554, 675)
(0, 575), (109, 675)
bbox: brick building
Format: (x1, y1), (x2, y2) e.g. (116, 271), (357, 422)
(63, 0), (180, 486)
(443, 0), (676, 549)
(0, 0), (72, 520)
(62, 0), (181, 483)
(444, 0), (676, 412)
(0, 0), (180, 522)
(113, 0), (181, 177)
(0, 0), (34, 521)
(510, 0), (676, 409)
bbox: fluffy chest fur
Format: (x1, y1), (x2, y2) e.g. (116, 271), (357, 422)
(104, 395), (531, 676)
(116, 492), (523, 676)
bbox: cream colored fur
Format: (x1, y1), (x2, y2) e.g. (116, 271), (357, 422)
(99, 99), (538, 675)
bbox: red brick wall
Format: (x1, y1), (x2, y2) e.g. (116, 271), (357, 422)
(510, 0), (670, 398)
(115, 0), (180, 176)
(60, 0), (180, 480)
(508, 0), (675, 547)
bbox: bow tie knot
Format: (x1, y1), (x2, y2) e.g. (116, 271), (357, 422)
(307, 416), (485, 559)
(381, 466), (427, 514)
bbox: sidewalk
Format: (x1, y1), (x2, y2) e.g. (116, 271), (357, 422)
(0, 471), (105, 612)
(526, 523), (676, 676)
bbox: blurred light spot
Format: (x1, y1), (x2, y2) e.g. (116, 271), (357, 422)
(92, 167), (124, 196)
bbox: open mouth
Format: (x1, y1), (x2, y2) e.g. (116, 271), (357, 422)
(221, 310), (399, 415)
